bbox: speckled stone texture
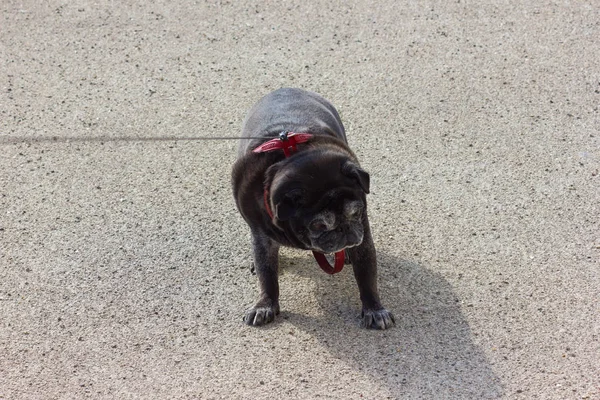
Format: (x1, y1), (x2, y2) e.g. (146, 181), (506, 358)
(1, 1), (598, 399)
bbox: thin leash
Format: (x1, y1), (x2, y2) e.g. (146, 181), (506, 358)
(0, 135), (265, 145)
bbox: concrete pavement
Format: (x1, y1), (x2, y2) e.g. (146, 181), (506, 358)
(1, 1), (598, 398)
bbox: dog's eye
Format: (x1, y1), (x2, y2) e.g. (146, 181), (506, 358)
(345, 201), (364, 219)
(349, 206), (363, 218)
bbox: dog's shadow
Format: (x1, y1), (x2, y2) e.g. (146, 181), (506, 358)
(277, 250), (503, 398)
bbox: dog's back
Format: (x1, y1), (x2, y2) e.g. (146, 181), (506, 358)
(238, 88), (347, 157)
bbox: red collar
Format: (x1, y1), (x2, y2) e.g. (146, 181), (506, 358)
(254, 131), (345, 275)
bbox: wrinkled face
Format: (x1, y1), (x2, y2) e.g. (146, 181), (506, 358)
(299, 196), (365, 253)
(268, 151), (370, 253)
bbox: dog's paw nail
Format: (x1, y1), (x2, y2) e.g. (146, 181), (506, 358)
(244, 304), (280, 326)
(360, 308), (395, 330)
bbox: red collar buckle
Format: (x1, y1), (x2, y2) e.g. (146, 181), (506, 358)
(253, 131), (313, 157)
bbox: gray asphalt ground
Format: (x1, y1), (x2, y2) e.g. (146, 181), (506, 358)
(1, 1), (599, 399)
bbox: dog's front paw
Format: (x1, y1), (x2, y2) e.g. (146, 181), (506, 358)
(243, 300), (280, 326)
(360, 308), (395, 330)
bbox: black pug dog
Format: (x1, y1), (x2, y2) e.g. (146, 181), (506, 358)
(232, 88), (394, 329)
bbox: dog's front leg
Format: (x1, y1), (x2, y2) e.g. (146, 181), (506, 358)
(244, 230), (280, 326)
(347, 216), (395, 330)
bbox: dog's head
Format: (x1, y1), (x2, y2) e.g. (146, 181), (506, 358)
(266, 150), (370, 253)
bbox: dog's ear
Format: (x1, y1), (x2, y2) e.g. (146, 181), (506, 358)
(342, 161), (370, 194)
(275, 189), (304, 221)
(264, 163), (279, 188)
(266, 164), (305, 221)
